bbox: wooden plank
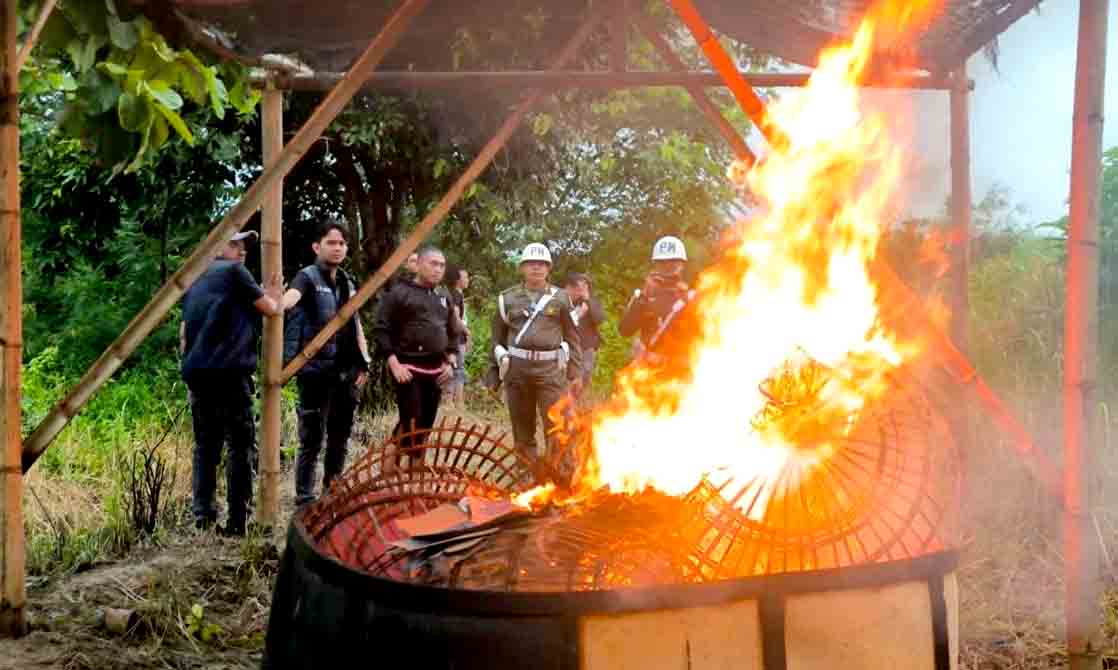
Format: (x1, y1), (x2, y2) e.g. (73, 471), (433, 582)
(258, 85), (283, 528)
(21, 0), (432, 471)
(0, 0), (25, 638)
(280, 3), (612, 382)
(581, 600), (762, 670)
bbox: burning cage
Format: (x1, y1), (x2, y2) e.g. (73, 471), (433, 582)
(264, 362), (962, 670)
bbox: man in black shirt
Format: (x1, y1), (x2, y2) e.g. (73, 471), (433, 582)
(373, 246), (457, 451)
(281, 221), (372, 506)
(181, 230), (280, 535)
(564, 272), (605, 399)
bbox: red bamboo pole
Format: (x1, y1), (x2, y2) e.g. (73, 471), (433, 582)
(0, 0), (25, 638)
(668, 0), (790, 152)
(1065, 0), (1109, 666)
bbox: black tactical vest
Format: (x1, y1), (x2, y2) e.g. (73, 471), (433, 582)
(283, 265), (357, 377)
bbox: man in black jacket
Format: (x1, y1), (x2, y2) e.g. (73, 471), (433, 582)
(281, 221), (372, 505)
(373, 246), (457, 449)
(181, 231), (280, 535)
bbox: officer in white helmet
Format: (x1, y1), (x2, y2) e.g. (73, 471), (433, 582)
(487, 243), (583, 467)
(619, 236), (693, 363)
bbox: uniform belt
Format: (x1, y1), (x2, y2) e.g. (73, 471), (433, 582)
(507, 346), (561, 361)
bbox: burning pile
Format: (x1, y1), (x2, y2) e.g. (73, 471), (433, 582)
(522, 0), (950, 522)
(305, 0), (962, 591)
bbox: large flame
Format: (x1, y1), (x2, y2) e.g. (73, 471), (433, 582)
(521, 0), (943, 514)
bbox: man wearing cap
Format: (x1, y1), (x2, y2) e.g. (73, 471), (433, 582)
(281, 221), (372, 506)
(181, 230), (280, 536)
(564, 272), (605, 401)
(619, 236), (694, 364)
(487, 243), (582, 465)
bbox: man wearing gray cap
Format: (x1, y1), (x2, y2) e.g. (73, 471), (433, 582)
(180, 229), (280, 536)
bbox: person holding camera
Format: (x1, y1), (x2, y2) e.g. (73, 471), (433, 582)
(619, 236), (694, 364)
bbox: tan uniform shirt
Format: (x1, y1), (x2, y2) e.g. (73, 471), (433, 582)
(489, 284), (583, 381)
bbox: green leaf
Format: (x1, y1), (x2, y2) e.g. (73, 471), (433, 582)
(116, 91), (149, 132)
(191, 604), (203, 620)
(38, 13), (78, 54)
(66, 34), (106, 72)
(149, 114), (171, 150)
(433, 158), (449, 179)
(154, 104), (193, 144)
(106, 14), (138, 50)
(97, 62), (127, 78)
(143, 80), (183, 111)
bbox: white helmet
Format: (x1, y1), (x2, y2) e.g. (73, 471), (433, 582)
(651, 236), (687, 261)
(519, 242), (553, 265)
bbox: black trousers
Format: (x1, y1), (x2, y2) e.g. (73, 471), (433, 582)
(295, 372), (358, 505)
(188, 371), (255, 527)
(392, 372), (443, 448)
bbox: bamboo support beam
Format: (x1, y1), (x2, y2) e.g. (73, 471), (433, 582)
(0, 0), (25, 638)
(257, 85), (283, 528)
(1065, 0), (1109, 666)
(21, 0), (431, 471)
(949, 67), (971, 355)
(610, 0), (628, 73)
(668, 0), (791, 152)
(266, 70), (959, 92)
(632, 12), (755, 165)
(280, 4), (610, 383)
(15, 0), (56, 72)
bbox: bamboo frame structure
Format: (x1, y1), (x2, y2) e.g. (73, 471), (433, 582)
(0, 0), (24, 638)
(279, 2), (612, 383)
(1064, 0), (1109, 666)
(258, 86), (284, 528)
(20, 0), (432, 472)
(0, 0), (1102, 656)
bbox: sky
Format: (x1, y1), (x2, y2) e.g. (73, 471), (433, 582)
(906, 0), (1118, 222)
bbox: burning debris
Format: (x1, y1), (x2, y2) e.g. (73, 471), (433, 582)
(302, 0), (967, 593)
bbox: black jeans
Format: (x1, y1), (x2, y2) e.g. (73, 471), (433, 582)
(295, 372), (359, 505)
(392, 372), (443, 449)
(188, 371), (255, 528)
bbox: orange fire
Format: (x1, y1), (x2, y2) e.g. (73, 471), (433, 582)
(516, 0), (944, 516)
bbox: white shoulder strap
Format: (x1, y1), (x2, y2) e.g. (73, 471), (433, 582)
(498, 293), (509, 326)
(513, 287), (558, 346)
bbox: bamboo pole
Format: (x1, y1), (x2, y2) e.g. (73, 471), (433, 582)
(1065, 0), (1109, 667)
(257, 85), (283, 528)
(266, 70), (959, 92)
(668, 0), (790, 152)
(0, 0), (25, 638)
(280, 4), (611, 383)
(632, 12), (755, 165)
(22, 0), (431, 471)
(609, 0), (628, 73)
(15, 0), (57, 72)
(949, 66), (971, 355)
